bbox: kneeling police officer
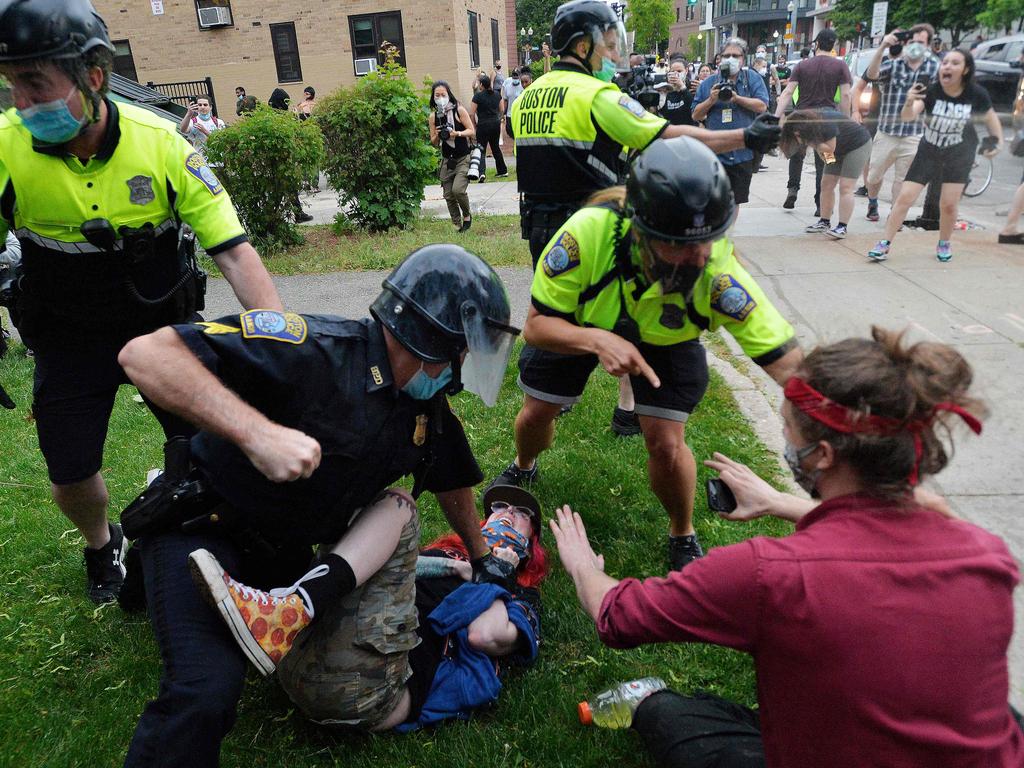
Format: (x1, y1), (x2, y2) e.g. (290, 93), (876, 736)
(0, 0), (282, 603)
(117, 245), (520, 767)
(489, 137), (804, 569)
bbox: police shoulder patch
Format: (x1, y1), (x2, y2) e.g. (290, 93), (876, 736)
(184, 152), (224, 196)
(542, 231), (581, 278)
(240, 310), (308, 344)
(618, 94), (648, 119)
(709, 274), (757, 321)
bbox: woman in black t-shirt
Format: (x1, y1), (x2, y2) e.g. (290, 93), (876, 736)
(868, 49), (1002, 263)
(781, 109), (872, 239)
(429, 81), (476, 231)
(469, 75), (508, 180)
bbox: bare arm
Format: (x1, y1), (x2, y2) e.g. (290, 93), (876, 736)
(457, 105), (476, 141)
(550, 506), (617, 622)
(429, 111), (440, 147)
(467, 99), (479, 126)
(774, 82), (797, 118)
(761, 344), (803, 385)
(436, 486), (488, 559)
(467, 598), (522, 656)
(900, 85), (926, 122)
(704, 452), (814, 523)
(850, 79), (866, 123)
(983, 108), (1004, 154)
(662, 122), (748, 153)
(838, 82), (852, 117)
(212, 241), (283, 311)
(523, 307), (660, 386)
(866, 34), (897, 80)
(178, 105), (194, 135)
(118, 328), (321, 482)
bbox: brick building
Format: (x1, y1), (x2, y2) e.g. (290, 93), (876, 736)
(94, 0), (515, 121)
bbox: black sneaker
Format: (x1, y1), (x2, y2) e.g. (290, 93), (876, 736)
(295, 211), (314, 223)
(668, 533), (704, 571)
(783, 190), (797, 210)
(854, 185), (868, 197)
(84, 523), (127, 604)
(486, 461), (539, 493)
(610, 407), (642, 437)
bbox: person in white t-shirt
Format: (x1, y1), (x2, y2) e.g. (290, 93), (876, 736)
(500, 68), (526, 139)
(178, 95), (225, 158)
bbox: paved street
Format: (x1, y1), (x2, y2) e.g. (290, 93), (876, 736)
(194, 147), (1024, 705)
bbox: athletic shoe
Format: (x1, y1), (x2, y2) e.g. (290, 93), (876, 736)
(854, 185), (868, 197)
(867, 240), (891, 262)
(805, 219), (830, 234)
(782, 190), (797, 210)
(486, 460), (540, 492)
(495, 171), (509, 178)
(478, 176), (486, 184)
(936, 240), (953, 262)
(866, 204), (879, 222)
(826, 224), (848, 240)
(610, 407), (642, 437)
(84, 523), (127, 604)
(668, 533), (704, 571)
(188, 548), (320, 676)
(295, 212), (314, 223)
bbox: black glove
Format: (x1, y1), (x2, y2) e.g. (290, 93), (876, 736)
(743, 113), (781, 153)
(471, 551), (517, 590)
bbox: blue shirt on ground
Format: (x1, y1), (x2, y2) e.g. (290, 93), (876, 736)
(694, 69), (769, 165)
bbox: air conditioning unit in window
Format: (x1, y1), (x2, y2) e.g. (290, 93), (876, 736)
(354, 57), (377, 76)
(197, 6), (232, 28)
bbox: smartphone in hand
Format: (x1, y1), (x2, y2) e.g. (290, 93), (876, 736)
(706, 478), (737, 513)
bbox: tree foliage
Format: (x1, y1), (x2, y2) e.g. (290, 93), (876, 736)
(687, 32), (705, 61)
(628, 0), (674, 53)
(204, 104), (323, 251)
(515, 0), (561, 47)
(831, 0), (986, 48)
(977, 0), (1024, 33)
(315, 46), (436, 232)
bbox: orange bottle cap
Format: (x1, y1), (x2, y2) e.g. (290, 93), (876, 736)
(578, 701), (593, 725)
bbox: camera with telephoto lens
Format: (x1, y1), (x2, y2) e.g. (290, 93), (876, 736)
(436, 109), (451, 142)
(626, 55), (665, 111)
(717, 63), (734, 101)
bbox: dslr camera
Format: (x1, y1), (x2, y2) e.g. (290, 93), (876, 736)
(717, 63), (735, 101)
(626, 55), (666, 111)
(436, 108), (451, 142)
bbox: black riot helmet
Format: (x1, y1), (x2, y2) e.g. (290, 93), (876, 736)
(370, 245), (520, 406)
(550, 0), (627, 71)
(627, 137), (735, 244)
(0, 0), (114, 62)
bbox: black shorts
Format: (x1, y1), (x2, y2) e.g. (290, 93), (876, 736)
(723, 160), (753, 205)
(516, 339), (708, 422)
(904, 144), (976, 186)
(32, 334), (195, 485)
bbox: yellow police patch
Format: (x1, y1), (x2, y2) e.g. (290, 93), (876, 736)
(196, 321), (240, 335)
(184, 152), (224, 196)
(710, 274), (757, 321)
(240, 310), (307, 344)
(542, 231), (581, 278)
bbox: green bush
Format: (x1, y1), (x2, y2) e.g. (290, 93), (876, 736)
(316, 47), (436, 231)
(205, 104), (324, 251)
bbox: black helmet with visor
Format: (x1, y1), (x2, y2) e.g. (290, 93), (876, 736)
(550, 0), (628, 74)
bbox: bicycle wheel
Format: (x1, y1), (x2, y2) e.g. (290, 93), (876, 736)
(963, 155), (993, 198)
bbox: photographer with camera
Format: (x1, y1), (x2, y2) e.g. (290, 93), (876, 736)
(658, 55), (696, 127)
(862, 24), (939, 223)
(691, 38), (770, 211)
(428, 81), (475, 232)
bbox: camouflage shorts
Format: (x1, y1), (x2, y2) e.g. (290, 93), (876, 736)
(277, 503), (421, 730)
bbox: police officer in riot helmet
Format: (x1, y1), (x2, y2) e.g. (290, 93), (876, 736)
(488, 137), (802, 570)
(117, 244), (520, 764)
(0, 0), (282, 604)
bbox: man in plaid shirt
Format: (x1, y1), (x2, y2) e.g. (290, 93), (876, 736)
(863, 23), (940, 222)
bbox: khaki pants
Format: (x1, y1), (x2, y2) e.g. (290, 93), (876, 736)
(867, 132), (921, 200)
(276, 510), (421, 730)
(439, 154), (471, 226)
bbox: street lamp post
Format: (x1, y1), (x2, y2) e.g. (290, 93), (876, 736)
(786, 1), (797, 59)
(520, 26), (534, 67)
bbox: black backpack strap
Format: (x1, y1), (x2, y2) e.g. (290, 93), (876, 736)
(686, 301), (710, 330)
(576, 204), (635, 307)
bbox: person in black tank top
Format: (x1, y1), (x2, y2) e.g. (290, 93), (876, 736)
(429, 81), (476, 231)
(470, 75), (508, 180)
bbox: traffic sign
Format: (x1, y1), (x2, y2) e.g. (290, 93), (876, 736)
(870, 2), (888, 38)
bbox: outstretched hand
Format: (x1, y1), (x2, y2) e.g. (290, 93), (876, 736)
(595, 332), (660, 388)
(743, 113), (781, 153)
(703, 452), (781, 522)
(549, 505), (605, 577)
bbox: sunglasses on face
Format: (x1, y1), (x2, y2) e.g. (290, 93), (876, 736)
(490, 501), (534, 519)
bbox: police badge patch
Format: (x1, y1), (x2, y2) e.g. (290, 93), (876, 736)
(710, 274), (757, 321)
(126, 175), (155, 205)
(618, 94), (648, 118)
(184, 152), (224, 196)
(542, 231), (581, 278)
(240, 310), (308, 343)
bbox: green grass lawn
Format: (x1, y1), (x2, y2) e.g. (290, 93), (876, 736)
(0, 338), (791, 768)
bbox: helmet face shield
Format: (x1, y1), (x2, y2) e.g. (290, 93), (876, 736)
(588, 21), (629, 71)
(460, 302), (518, 407)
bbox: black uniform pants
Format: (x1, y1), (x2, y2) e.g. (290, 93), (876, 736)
(787, 145), (825, 210)
(476, 121), (507, 177)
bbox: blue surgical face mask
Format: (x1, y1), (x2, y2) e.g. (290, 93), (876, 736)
(16, 86), (88, 145)
(402, 363), (452, 400)
(595, 57), (618, 82)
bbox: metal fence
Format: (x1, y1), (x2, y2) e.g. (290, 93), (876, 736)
(145, 76), (219, 118)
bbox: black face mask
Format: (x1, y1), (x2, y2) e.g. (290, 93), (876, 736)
(650, 260), (703, 295)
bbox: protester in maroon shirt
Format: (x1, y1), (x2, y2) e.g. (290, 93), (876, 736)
(552, 326), (1022, 768)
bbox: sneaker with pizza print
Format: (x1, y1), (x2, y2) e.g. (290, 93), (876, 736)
(188, 548), (325, 676)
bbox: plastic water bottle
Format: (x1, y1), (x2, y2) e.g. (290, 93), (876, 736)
(577, 677), (666, 729)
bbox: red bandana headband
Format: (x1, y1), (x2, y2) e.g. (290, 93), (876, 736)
(783, 377), (981, 486)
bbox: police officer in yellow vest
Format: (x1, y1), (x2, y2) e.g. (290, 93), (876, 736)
(512, 0), (782, 269)
(488, 138), (803, 569)
(0, 0), (282, 603)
